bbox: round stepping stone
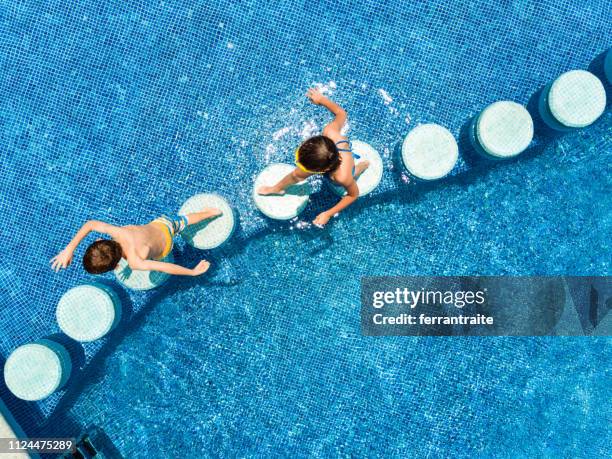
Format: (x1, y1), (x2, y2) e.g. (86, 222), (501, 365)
(328, 141), (384, 197)
(178, 193), (235, 249)
(539, 70), (606, 130)
(4, 340), (72, 401)
(253, 163), (311, 220)
(471, 101), (534, 159)
(401, 124), (458, 180)
(604, 48), (612, 85)
(114, 253), (173, 290)
(56, 284), (121, 342)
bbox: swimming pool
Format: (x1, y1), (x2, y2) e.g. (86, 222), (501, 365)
(0, 0), (610, 457)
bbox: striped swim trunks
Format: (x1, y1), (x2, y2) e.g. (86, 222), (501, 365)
(151, 215), (188, 259)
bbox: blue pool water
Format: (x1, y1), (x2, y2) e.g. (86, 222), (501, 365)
(0, 0), (610, 457)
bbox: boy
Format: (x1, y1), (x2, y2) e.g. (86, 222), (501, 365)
(51, 208), (221, 276)
(258, 88), (369, 226)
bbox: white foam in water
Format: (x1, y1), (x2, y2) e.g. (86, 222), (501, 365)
(253, 163), (311, 220)
(548, 70), (606, 128)
(476, 101), (534, 158)
(378, 89), (399, 115)
(402, 124), (458, 180)
(329, 141), (383, 197)
(313, 81), (335, 95)
(272, 126), (291, 140)
(4, 341), (71, 401)
(265, 143), (277, 161)
(378, 88), (393, 105)
(56, 284), (121, 342)
(114, 253), (174, 290)
(179, 193), (235, 249)
(340, 120), (350, 136)
(300, 120), (318, 139)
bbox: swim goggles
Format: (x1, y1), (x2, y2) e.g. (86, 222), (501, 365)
(295, 148), (333, 175)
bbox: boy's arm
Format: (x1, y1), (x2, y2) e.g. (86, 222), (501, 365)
(307, 88), (347, 136)
(130, 259), (210, 277)
(257, 167), (311, 195)
(51, 220), (118, 271)
(313, 180), (359, 226)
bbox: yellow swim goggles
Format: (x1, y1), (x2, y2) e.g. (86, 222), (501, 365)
(295, 148), (328, 174)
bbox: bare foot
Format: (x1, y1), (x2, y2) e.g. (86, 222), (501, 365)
(258, 185), (285, 196)
(202, 207), (222, 219)
(354, 160), (370, 180)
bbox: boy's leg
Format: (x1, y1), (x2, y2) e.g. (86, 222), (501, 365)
(184, 208), (222, 226)
(354, 160), (370, 180)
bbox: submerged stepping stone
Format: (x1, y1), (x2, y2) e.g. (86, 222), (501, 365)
(605, 48), (612, 85)
(539, 70), (606, 130)
(253, 163), (311, 220)
(470, 101), (534, 159)
(114, 253), (173, 290)
(328, 140), (384, 197)
(56, 284), (122, 342)
(179, 193), (235, 249)
(401, 124), (458, 180)
(4, 340), (72, 401)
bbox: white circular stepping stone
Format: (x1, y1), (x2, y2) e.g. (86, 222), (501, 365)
(253, 163), (311, 220)
(540, 70), (606, 130)
(178, 194), (235, 249)
(56, 284), (121, 342)
(4, 340), (72, 401)
(473, 101), (534, 159)
(114, 253), (173, 290)
(329, 141), (383, 197)
(604, 48), (612, 85)
(401, 124), (458, 180)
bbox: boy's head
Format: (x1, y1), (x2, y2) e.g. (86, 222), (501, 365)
(83, 240), (123, 274)
(295, 135), (340, 174)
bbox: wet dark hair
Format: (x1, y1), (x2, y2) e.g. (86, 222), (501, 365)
(83, 240), (123, 274)
(297, 135), (340, 173)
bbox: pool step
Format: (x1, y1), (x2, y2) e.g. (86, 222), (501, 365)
(57, 426), (124, 459)
(538, 70), (606, 130)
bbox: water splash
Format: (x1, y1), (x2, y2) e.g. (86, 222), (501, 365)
(272, 126), (291, 141)
(300, 120), (318, 139)
(378, 88), (393, 105)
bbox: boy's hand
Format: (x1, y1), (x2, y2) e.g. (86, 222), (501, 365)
(191, 260), (211, 276)
(313, 212), (332, 227)
(306, 88), (327, 105)
(50, 249), (73, 272)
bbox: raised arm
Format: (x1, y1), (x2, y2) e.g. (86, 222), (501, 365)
(51, 220), (117, 271)
(130, 259), (210, 277)
(306, 88), (347, 136)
